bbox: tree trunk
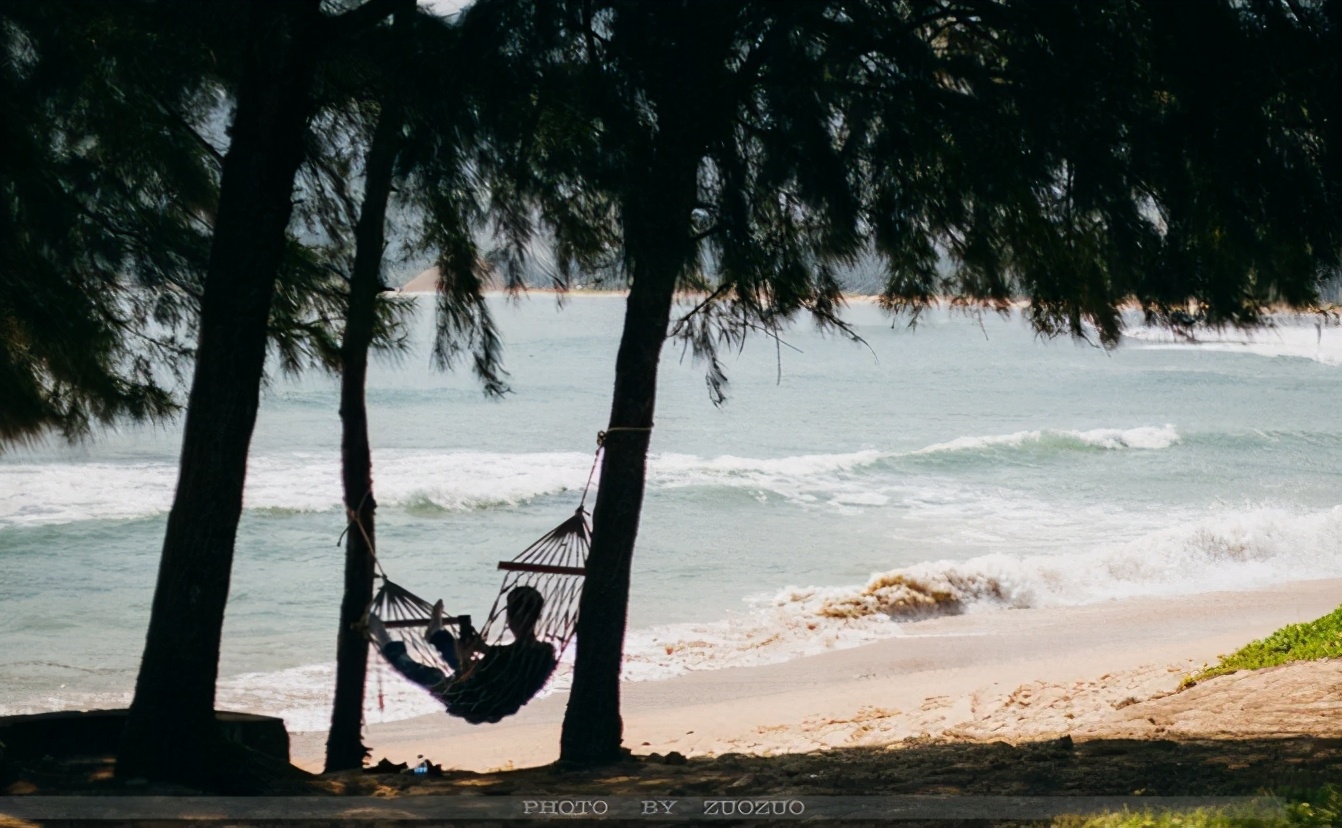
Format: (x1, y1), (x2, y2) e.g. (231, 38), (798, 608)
(325, 70), (405, 773)
(117, 1), (323, 789)
(559, 160), (697, 765)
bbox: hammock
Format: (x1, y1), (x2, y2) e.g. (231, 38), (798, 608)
(366, 506), (591, 723)
(360, 430), (652, 723)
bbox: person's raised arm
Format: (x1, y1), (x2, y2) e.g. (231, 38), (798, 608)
(454, 615), (486, 666)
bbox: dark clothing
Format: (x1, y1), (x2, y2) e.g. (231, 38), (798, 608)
(381, 641), (444, 686)
(427, 629), (462, 672)
(380, 631), (558, 725)
(442, 639), (558, 724)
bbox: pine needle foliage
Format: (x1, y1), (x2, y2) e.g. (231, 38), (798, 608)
(0, 0), (218, 446)
(854, 0), (1339, 343)
(462, 1), (884, 403)
(465, 0), (1339, 372)
(0, 0), (427, 450)
(298, 5), (513, 395)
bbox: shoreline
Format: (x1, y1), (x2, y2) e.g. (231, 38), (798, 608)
(290, 577), (1342, 773)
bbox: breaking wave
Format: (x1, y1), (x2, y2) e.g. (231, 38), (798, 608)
(619, 503), (1342, 683)
(0, 427), (1181, 527)
(0, 451), (594, 527)
(911, 425), (1180, 455)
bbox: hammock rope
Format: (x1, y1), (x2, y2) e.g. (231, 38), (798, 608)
(354, 427), (649, 723)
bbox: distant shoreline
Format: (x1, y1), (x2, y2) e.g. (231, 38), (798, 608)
(396, 286), (1342, 326)
(397, 281), (1341, 316)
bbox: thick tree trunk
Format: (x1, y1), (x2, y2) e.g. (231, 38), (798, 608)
(559, 161), (697, 765)
(117, 2), (322, 789)
(325, 81), (404, 773)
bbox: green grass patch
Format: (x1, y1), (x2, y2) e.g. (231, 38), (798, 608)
(1053, 785), (1340, 827)
(1183, 605), (1342, 688)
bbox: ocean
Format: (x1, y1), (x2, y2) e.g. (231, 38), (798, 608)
(2, 296), (1339, 733)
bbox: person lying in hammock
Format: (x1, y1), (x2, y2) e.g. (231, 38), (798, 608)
(367, 585), (558, 724)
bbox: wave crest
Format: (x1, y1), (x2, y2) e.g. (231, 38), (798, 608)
(3, 427), (1188, 526)
(0, 450), (592, 527)
(913, 425), (1179, 456)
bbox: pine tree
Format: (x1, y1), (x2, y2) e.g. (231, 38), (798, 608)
(3, 0), (506, 785)
(117, 0), (417, 790)
(316, 3), (510, 771)
(461, 0), (1339, 765)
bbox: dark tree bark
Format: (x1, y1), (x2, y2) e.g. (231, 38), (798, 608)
(555, 2), (732, 763)
(117, 2), (325, 789)
(325, 34), (407, 771)
(559, 156), (698, 765)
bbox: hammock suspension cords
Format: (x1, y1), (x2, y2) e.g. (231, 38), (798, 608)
(358, 428), (653, 722)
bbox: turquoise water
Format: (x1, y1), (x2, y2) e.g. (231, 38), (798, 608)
(2, 296), (1339, 731)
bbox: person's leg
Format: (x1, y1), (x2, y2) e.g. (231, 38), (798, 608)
(424, 599), (461, 671)
(369, 611), (449, 688)
(427, 629), (461, 672)
(379, 641), (448, 688)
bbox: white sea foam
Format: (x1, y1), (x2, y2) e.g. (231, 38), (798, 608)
(0, 449), (889, 526)
(1124, 318), (1342, 366)
(372, 451), (590, 513)
(912, 425), (1180, 455)
(0, 450), (594, 527)
(648, 449), (890, 511)
(0, 691), (137, 720)
(0, 428), (1182, 526)
(643, 428), (1176, 510)
(653, 450), (887, 481)
(618, 503), (1342, 683)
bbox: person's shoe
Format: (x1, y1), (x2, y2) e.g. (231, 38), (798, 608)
(426, 600), (445, 640)
(366, 613), (392, 649)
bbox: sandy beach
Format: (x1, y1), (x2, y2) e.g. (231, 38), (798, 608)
(290, 579), (1341, 773)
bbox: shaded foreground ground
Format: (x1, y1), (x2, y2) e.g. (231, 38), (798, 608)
(3, 664), (1339, 826)
(3, 736), (1337, 821)
(354, 735), (1342, 799)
